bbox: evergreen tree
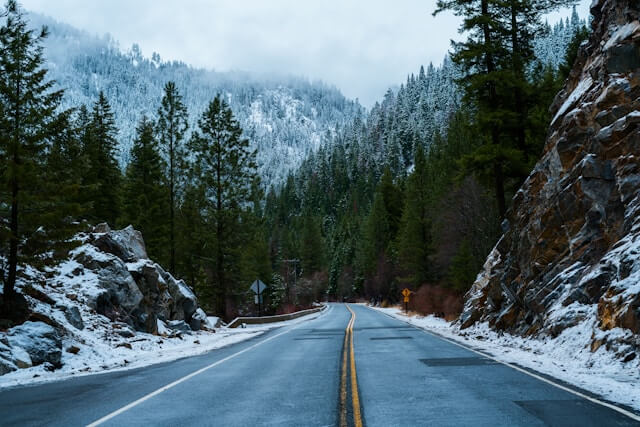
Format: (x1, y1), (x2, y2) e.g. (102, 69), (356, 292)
(122, 115), (168, 263)
(42, 110), (89, 254)
(0, 0), (65, 306)
(300, 214), (324, 275)
(377, 167), (403, 238)
(83, 91), (121, 226)
(448, 239), (478, 291)
(157, 81), (188, 274)
(188, 95), (257, 318)
(398, 146), (433, 287)
(435, 0), (512, 218)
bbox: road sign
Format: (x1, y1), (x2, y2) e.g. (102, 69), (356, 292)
(250, 279), (267, 294)
(402, 288), (411, 313)
(250, 279), (267, 317)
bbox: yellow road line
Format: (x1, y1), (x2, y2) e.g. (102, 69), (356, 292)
(345, 304), (363, 427)
(340, 324), (348, 427)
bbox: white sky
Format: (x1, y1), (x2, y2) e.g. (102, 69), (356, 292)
(21, 0), (591, 107)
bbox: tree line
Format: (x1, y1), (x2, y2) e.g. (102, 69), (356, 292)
(0, 1), (269, 320)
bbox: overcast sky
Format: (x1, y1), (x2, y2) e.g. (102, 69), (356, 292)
(21, 0), (591, 107)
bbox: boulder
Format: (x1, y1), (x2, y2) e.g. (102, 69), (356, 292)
(93, 223), (111, 233)
(0, 337), (18, 374)
(167, 320), (191, 332)
(92, 225), (148, 263)
(73, 245), (143, 316)
(7, 321), (62, 367)
(189, 308), (208, 331)
(63, 306), (84, 330)
(127, 261), (171, 333)
(0, 356), (17, 375)
(165, 274), (197, 322)
(11, 346), (33, 369)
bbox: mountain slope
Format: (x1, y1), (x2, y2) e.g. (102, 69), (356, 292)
(28, 12), (362, 186)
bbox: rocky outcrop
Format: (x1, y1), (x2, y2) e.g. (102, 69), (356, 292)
(462, 0), (640, 357)
(71, 225), (201, 334)
(0, 225), (211, 377)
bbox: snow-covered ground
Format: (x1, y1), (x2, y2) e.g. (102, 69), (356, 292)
(0, 307), (327, 390)
(369, 305), (640, 413)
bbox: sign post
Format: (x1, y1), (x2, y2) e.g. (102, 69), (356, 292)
(250, 279), (267, 317)
(401, 288), (411, 314)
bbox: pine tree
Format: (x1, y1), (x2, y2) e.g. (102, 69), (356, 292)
(448, 239), (478, 291)
(501, 0), (577, 165)
(83, 91), (121, 226)
(42, 110), (89, 254)
(156, 81), (188, 275)
(0, 0), (65, 307)
(377, 167), (403, 238)
(188, 95), (257, 318)
(398, 146), (433, 287)
(300, 214), (324, 275)
(122, 115), (168, 263)
(435, 0), (512, 218)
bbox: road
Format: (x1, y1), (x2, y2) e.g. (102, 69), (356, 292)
(0, 303), (638, 426)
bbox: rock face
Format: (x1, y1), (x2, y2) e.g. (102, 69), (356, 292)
(72, 225), (201, 334)
(462, 0), (640, 355)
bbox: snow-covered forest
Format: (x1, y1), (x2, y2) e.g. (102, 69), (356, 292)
(28, 12), (363, 186)
(263, 7), (589, 305)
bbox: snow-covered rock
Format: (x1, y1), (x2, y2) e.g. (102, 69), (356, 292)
(0, 225), (213, 378)
(72, 244), (144, 315)
(166, 320), (191, 332)
(7, 322), (62, 367)
(92, 225), (148, 263)
(461, 0), (640, 361)
(62, 305), (84, 330)
(189, 308), (208, 331)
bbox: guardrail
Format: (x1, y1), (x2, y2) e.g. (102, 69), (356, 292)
(226, 304), (327, 328)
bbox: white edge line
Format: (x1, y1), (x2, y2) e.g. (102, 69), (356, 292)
(86, 305), (333, 427)
(365, 305), (640, 422)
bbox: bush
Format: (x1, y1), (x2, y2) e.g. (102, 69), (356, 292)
(410, 284), (463, 320)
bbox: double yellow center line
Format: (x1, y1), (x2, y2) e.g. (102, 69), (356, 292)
(340, 304), (363, 427)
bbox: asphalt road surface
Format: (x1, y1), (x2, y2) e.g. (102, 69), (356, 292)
(0, 303), (638, 426)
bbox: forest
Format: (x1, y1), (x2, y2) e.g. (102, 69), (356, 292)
(264, 3), (589, 317)
(0, 0), (588, 320)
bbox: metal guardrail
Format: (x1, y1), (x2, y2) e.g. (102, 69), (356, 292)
(226, 304), (327, 328)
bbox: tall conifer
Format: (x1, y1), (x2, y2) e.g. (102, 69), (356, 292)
(0, 0), (65, 305)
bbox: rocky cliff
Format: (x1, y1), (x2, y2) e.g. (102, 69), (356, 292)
(461, 0), (640, 360)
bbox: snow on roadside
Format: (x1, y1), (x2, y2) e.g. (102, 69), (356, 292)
(0, 306), (328, 390)
(368, 305), (640, 413)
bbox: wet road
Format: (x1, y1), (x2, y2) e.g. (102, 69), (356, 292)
(0, 303), (638, 426)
